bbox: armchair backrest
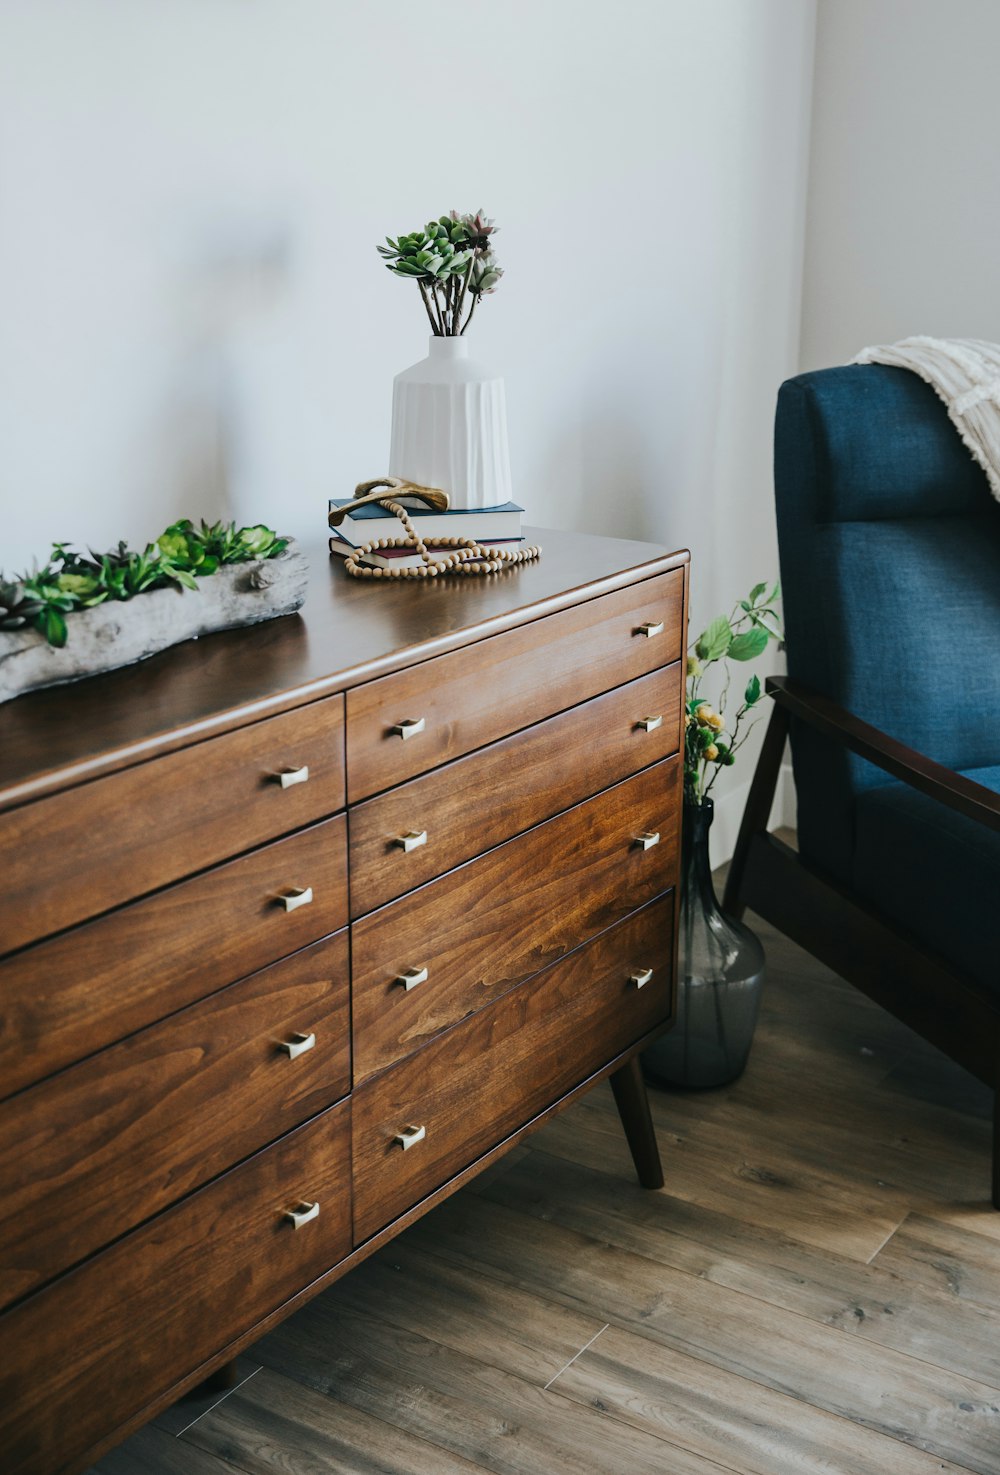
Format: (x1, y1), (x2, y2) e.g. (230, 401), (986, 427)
(774, 364), (1000, 882)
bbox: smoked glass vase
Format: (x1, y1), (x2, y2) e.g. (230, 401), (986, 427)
(643, 797), (765, 1089)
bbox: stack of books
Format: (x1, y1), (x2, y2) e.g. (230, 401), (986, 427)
(328, 499), (524, 571)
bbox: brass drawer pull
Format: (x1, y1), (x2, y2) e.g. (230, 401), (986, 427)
(279, 1030), (316, 1059)
(394, 1124), (426, 1151)
(630, 967), (654, 989)
(391, 717), (425, 740)
(284, 1201), (320, 1230)
(394, 829), (428, 853)
(276, 765), (310, 789)
(279, 886), (314, 913)
(637, 715), (662, 732)
(635, 620), (664, 639)
(634, 831), (660, 851)
(396, 965), (429, 991)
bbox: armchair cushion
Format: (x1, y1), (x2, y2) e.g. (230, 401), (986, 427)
(853, 765), (1000, 993)
(776, 365), (1000, 885)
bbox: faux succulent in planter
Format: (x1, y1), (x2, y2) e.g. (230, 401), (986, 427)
(1, 519), (290, 649)
(0, 518), (306, 705)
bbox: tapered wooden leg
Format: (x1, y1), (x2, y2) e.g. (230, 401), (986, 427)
(722, 699), (790, 920)
(198, 1358), (241, 1393)
(610, 1053), (664, 1189)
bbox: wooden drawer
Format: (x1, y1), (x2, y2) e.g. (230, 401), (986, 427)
(345, 570), (683, 800)
(0, 693), (345, 957)
(352, 758), (679, 1082)
(0, 815), (348, 1102)
(0, 932), (350, 1311)
(0, 1100), (351, 1475)
(349, 664), (683, 917)
(353, 895), (674, 1241)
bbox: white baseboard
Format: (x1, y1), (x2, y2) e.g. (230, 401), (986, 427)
(708, 762), (795, 869)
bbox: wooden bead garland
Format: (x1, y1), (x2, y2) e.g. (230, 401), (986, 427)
(338, 481), (541, 581)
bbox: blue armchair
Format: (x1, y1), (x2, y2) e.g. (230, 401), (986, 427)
(724, 364), (1000, 1201)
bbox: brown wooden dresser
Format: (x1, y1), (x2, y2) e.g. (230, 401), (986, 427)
(0, 529), (688, 1474)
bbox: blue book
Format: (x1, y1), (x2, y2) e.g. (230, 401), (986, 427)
(329, 499), (523, 547)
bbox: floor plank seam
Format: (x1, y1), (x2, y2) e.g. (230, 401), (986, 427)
(543, 1323), (609, 1391)
(171, 1366), (262, 1440)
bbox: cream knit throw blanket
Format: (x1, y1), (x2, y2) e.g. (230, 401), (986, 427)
(854, 336), (1000, 504)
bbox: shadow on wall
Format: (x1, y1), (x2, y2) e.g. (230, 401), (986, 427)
(535, 384), (669, 545)
(160, 225), (293, 531)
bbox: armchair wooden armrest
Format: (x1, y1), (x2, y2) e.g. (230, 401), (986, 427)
(766, 675), (1000, 835)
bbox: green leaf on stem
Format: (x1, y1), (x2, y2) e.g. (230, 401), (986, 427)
(728, 628), (769, 661)
(745, 673), (761, 705)
(695, 615), (732, 662)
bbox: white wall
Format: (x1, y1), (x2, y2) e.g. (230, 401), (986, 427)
(0, 0), (815, 849)
(801, 0), (1000, 370)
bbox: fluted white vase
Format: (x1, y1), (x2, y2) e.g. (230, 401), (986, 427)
(389, 336), (512, 510)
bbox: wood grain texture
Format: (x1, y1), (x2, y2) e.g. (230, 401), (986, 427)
(348, 664), (682, 916)
(0, 1100), (352, 1475)
(185, 1365), (496, 1475)
(0, 813), (347, 1101)
(352, 761), (679, 1081)
(0, 532), (686, 813)
(0, 693), (345, 956)
(252, 1304), (733, 1475)
(345, 569), (684, 800)
(352, 896), (674, 1241)
(0, 932), (350, 1309)
(411, 1191), (1000, 1473)
(96, 881), (1000, 1475)
(475, 1148), (1000, 1390)
(554, 1321), (976, 1475)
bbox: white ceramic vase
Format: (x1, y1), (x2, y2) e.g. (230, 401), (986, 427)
(389, 336), (512, 510)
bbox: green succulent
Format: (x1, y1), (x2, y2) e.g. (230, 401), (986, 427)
(1, 518), (290, 649)
(376, 208), (503, 336)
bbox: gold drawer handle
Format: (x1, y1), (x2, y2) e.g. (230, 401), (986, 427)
(394, 829), (428, 853)
(630, 967), (654, 990)
(279, 1030), (316, 1059)
(394, 1124), (426, 1151)
(396, 965), (429, 991)
(634, 831), (660, 851)
(279, 886), (314, 913)
(637, 715), (662, 732)
(276, 765), (310, 789)
(391, 717), (425, 740)
(284, 1201), (320, 1230)
(635, 620), (664, 639)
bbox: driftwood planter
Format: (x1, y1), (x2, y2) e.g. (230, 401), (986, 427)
(0, 542), (309, 705)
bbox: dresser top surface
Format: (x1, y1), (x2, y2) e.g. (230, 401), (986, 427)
(0, 527), (687, 810)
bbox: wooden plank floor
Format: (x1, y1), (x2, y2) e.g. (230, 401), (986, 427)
(93, 899), (1000, 1475)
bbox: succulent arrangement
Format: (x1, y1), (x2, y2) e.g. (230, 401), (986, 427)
(0, 519), (288, 648)
(377, 209), (503, 336)
(685, 581), (783, 806)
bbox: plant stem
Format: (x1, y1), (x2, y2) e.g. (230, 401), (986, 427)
(461, 289), (479, 335)
(429, 281), (445, 335)
(454, 257), (474, 334)
(418, 281), (439, 334)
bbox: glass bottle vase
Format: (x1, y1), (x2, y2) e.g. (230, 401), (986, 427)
(643, 797), (765, 1089)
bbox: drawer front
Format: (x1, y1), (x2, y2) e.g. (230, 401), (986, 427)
(353, 896), (674, 1242)
(349, 664), (683, 917)
(0, 814), (348, 1102)
(0, 1100), (351, 1475)
(0, 932), (350, 1310)
(352, 758), (679, 1082)
(0, 693), (345, 957)
(345, 570), (683, 801)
